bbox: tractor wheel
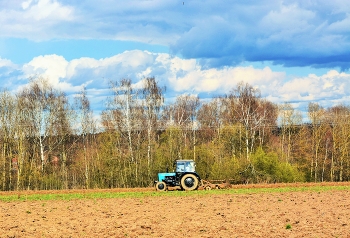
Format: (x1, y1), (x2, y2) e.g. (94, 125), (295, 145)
(205, 185), (212, 190)
(155, 181), (167, 191)
(180, 174), (199, 191)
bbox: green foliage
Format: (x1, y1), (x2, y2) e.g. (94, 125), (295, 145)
(208, 157), (240, 181)
(218, 125), (245, 158)
(252, 148), (304, 183)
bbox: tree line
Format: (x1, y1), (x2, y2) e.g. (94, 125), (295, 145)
(0, 77), (349, 191)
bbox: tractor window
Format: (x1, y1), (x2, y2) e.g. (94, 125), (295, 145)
(176, 161), (196, 172)
(185, 161), (195, 172)
(176, 162), (185, 172)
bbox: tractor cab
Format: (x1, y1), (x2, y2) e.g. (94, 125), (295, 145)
(175, 160), (196, 173)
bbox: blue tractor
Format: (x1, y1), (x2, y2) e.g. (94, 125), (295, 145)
(154, 159), (201, 191)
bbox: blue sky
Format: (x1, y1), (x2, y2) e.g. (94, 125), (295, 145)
(0, 0), (350, 116)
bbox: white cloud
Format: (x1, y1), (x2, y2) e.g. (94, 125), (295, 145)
(23, 54), (68, 85)
(0, 0), (75, 39)
(22, 0), (33, 10)
(25, 0), (73, 21)
(2, 51), (350, 114)
(0, 57), (16, 68)
(167, 64), (285, 95)
(258, 4), (316, 47)
(279, 70), (350, 106)
(260, 4), (315, 34)
(0, 0), (349, 69)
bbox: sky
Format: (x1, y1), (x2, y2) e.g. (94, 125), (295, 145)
(1, 0), (350, 118)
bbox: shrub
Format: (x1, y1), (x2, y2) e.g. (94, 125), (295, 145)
(252, 148), (304, 183)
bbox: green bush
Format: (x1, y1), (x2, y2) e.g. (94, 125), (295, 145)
(252, 148), (304, 183)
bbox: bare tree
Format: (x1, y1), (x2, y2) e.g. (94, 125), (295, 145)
(165, 95), (200, 160)
(74, 87), (96, 188)
(197, 98), (222, 143)
(0, 90), (18, 190)
(279, 103), (303, 163)
(104, 79), (146, 185)
(326, 105), (350, 181)
(308, 102), (328, 182)
(108, 79), (140, 162)
(17, 77), (73, 189)
(18, 78), (53, 172)
(227, 82), (270, 160)
(140, 77), (164, 177)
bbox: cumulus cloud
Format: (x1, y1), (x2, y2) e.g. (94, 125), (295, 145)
(23, 54), (68, 84)
(1, 51), (350, 114)
(0, 57), (16, 68)
(279, 70), (350, 109)
(0, 0), (74, 39)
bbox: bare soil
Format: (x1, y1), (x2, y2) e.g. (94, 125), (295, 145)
(1, 183), (350, 237)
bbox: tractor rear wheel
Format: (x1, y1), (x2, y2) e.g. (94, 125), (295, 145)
(180, 174), (199, 191)
(155, 181), (167, 191)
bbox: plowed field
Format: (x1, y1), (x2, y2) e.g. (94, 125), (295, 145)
(1, 182), (350, 237)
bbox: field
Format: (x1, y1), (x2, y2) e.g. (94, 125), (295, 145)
(1, 183), (350, 237)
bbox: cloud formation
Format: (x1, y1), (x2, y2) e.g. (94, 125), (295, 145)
(2, 51), (349, 114)
(172, 1), (350, 69)
(280, 70), (350, 103)
(1, 1), (349, 69)
(0, 0), (74, 39)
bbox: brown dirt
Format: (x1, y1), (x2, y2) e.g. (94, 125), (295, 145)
(1, 182), (350, 237)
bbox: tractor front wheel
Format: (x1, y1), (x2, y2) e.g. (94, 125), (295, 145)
(155, 181), (167, 191)
(180, 174), (199, 191)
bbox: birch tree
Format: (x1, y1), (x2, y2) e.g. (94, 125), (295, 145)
(0, 90), (17, 190)
(197, 99), (222, 143)
(18, 78), (53, 172)
(105, 79), (145, 185)
(228, 82), (265, 160)
(140, 77), (164, 177)
(74, 87), (97, 188)
(327, 105), (350, 181)
(17, 77), (73, 189)
(308, 102), (328, 182)
(279, 103), (303, 163)
(167, 95), (200, 160)
(108, 79), (137, 162)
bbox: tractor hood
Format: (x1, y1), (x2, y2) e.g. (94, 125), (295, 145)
(158, 172), (176, 182)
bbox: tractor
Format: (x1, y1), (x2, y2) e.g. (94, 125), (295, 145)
(154, 159), (201, 191)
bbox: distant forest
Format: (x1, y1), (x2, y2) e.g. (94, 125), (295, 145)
(1, 77), (349, 191)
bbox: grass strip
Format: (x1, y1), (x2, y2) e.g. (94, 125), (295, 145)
(0, 185), (349, 202)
